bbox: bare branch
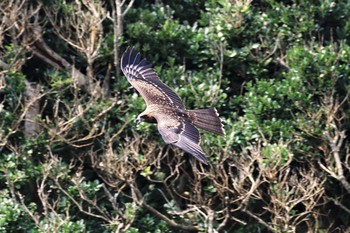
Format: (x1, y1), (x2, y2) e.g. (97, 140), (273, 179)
(121, 0), (135, 17)
(245, 209), (276, 232)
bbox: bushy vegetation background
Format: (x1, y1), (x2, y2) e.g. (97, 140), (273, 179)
(1, 0), (350, 232)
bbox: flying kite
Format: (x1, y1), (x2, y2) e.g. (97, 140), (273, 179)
(121, 47), (225, 164)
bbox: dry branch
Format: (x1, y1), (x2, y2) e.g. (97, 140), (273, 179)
(319, 94), (350, 194)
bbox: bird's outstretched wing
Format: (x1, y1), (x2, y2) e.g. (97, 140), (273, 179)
(121, 47), (208, 164)
(154, 112), (208, 164)
(121, 47), (185, 109)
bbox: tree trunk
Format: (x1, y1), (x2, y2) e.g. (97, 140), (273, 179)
(24, 80), (41, 137)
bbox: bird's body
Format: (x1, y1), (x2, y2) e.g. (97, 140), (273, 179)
(121, 47), (225, 164)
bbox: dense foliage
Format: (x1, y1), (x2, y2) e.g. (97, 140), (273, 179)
(1, 0), (350, 232)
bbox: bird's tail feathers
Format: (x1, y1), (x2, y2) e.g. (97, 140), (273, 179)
(188, 108), (225, 136)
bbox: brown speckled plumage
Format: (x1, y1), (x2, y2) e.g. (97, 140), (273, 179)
(121, 47), (225, 164)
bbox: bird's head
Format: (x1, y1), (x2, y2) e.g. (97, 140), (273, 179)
(135, 113), (157, 124)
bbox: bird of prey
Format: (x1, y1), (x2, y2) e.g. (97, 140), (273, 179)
(121, 47), (225, 164)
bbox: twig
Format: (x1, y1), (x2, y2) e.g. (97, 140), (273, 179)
(243, 209), (275, 232)
(142, 202), (199, 232)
